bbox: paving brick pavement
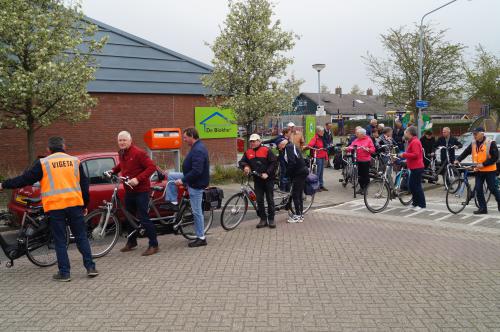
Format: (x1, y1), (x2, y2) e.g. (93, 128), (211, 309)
(1, 209), (500, 331)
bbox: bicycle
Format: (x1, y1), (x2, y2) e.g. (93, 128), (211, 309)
(445, 163), (495, 214)
(422, 145), (460, 189)
(305, 146), (328, 175)
(339, 145), (363, 198)
(84, 174), (213, 257)
(220, 171), (315, 230)
(363, 150), (413, 213)
(0, 198), (69, 268)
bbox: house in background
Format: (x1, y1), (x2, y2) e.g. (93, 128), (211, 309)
(0, 17), (235, 170)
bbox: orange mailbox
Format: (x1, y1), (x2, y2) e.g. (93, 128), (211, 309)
(144, 128), (182, 150)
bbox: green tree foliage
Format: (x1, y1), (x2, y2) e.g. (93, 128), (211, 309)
(0, 0), (106, 164)
(202, 0), (299, 141)
(364, 25), (465, 118)
(465, 45), (500, 120)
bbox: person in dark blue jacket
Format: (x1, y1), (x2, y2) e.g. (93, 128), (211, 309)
(164, 128), (210, 247)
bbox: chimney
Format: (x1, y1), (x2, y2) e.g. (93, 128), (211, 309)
(366, 88), (373, 96)
(335, 86), (342, 96)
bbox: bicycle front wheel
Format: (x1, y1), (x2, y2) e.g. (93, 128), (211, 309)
(474, 180), (492, 208)
(85, 209), (121, 258)
(364, 179), (390, 213)
(179, 205), (214, 240)
(26, 226), (69, 267)
(446, 179), (470, 214)
(220, 193), (249, 230)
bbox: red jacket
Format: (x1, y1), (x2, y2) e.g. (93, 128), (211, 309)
(112, 144), (156, 193)
(308, 134), (328, 160)
(402, 137), (424, 170)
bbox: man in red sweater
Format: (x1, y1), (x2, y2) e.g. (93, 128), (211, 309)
(400, 126), (426, 209)
(109, 131), (159, 256)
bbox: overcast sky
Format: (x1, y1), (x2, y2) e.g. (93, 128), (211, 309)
(81, 0), (500, 94)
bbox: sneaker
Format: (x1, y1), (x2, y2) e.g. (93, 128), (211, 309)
(52, 273), (71, 282)
(297, 215), (304, 223)
(473, 209), (487, 215)
(287, 215), (299, 223)
(413, 206), (423, 211)
(188, 238), (207, 248)
(87, 268), (99, 278)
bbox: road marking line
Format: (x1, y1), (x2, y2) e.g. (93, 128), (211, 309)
(429, 211), (442, 216)
(406, 210), (425, 217)
(469, 216), (489, 225)
(435, 214), (453, 221)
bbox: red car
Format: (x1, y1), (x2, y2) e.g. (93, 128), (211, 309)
(8, 151), (171, 221)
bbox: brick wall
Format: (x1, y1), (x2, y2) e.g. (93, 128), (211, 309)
(0, 93), (236, 171)
(468, 98), (482, 117)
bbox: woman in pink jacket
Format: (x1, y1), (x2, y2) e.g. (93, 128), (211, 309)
(348, 128), (376, 194)
(400, 126), (426, 209)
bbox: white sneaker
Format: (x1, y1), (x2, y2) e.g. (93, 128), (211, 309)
(413, 206), (423, 211)
(287, 215), (298, 223)
(297, 215), (304, 223)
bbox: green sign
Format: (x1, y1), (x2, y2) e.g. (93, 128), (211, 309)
(305, 115), (316, 145)
(195, 107), (238, 139)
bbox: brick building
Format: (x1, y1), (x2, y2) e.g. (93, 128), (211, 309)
(0, 17), (235, 171)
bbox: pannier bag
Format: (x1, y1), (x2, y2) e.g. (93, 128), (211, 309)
(304, 173), (319, 195)
(203, 187), (224, 211)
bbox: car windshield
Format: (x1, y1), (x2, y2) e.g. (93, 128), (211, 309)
(457, 133), (495, 147)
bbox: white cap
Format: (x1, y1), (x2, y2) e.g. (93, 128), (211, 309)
(249, 133), (261, 141)
(287, 122), (295, 127)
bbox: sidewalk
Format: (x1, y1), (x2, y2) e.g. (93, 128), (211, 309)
(0, 206), (499, 331)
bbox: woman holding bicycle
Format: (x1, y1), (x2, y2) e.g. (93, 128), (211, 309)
(347, 128), (376, 194)
(279, 138), (309, 223)
(400, 126), (426, 209)
(306, 126), (328, 191)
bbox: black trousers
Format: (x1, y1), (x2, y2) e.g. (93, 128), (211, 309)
(357, 161), (371, 189)
(291, 173), (307, 216)
(475, 171), (500, 211)
(254, 178), (275, 222)
(409, 168), (426, 208)
(125, 192), (158, 247)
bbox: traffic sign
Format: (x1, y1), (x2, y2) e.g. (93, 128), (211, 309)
(416, 100), (429, 108)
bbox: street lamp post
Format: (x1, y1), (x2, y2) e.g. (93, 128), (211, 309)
(312, 64), (326, 113)
(418, 0), (459, 137)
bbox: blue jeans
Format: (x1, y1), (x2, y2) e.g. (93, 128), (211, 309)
(165, 172), (205, 239)
(316, 158), (325, 187)
(125, 192), (158, 248)
(49, 206), (95, 277)
(188, 187), (205, 239)
(475, 171), (500, 211)
(409, 168), (426, 208)
(166, 172), (183, 203)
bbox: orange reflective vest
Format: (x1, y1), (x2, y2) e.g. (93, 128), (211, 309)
(472, 139), (497, 172)
(40, 152), (83, 212)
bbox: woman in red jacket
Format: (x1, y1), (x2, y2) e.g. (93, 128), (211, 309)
(400, 126), (426, 209)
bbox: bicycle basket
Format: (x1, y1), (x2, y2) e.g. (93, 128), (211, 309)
(202, 187), (224, 211)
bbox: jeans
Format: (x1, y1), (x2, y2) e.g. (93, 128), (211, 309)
(409, 168), (426, 208)
(254, 178), (275, 222)
(316, 158), (325, 187)
(49, 206), (95, 277)
(125, 192), (158, 248)
(166, 172), (184, 203)
(187, 187), (205, 239)
(475, 171), (500, 211)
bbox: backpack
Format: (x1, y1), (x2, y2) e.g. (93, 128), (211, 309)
(304, 173), (319, 195)
(202, 187), (224, 211)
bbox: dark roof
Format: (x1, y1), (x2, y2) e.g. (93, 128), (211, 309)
(300, 92), (388, 116)
(83, 17), (212, 95)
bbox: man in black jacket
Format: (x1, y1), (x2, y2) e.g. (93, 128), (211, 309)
(239, 134), (277, 228)
(436, 127), (462, 165)
(420, 130), (437, 169)
(393, 120), (405, 151)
